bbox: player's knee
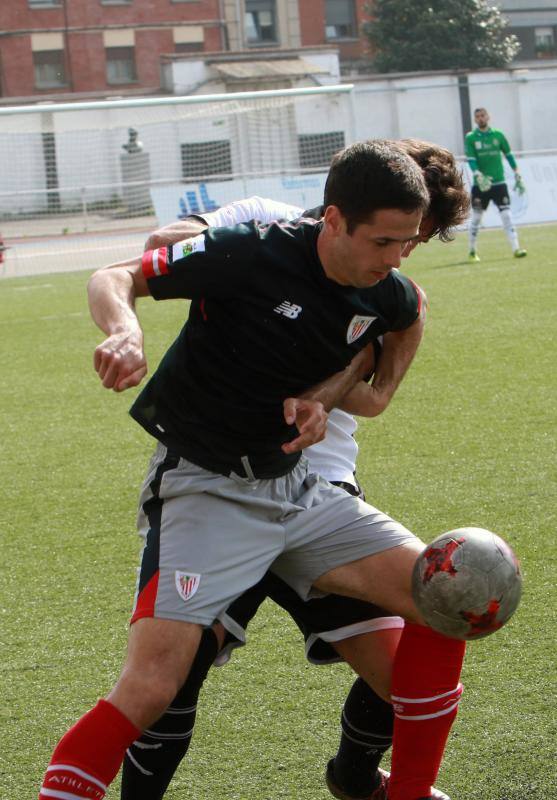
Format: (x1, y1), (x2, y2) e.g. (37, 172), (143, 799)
(322, 542), (425, 624)
(116, 663), (186, 721)
(211, 621), (227, 650)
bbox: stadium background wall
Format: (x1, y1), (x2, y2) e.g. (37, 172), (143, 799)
(1, 70), (556, 277)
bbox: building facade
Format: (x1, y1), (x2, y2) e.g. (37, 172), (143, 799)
(498, 1), (557, 60)
(0, 0), (369, 101)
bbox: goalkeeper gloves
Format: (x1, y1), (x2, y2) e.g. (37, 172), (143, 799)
(474, 171), (492, 192)
(514, 173), (526, 195)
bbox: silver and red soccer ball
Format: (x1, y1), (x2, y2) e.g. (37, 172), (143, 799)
(412, 527), (522, 640)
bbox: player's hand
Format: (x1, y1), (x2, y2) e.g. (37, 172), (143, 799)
(514, 173), (526, 195)
(94, 330), (147, 392)
(281, 398), (328, 454)
(474, 171), (492, 192)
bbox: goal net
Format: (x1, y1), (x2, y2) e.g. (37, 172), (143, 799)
(0, 84), (354, 278)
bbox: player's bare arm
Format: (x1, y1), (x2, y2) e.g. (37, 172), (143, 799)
(339, 295), (426, 417)
(145, 217), (207, 251)
(87, 257), (149, 393)
(298, 343), (376, 410)
(281, 344), (376, 454)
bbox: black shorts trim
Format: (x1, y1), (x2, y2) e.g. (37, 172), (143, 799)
(137, 450), (181, 595)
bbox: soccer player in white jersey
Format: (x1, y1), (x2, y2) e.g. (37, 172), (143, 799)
(116, 141), (470, 800)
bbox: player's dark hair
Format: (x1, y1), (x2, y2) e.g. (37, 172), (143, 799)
(323, 139), (429, 234)
(474, 107), (487, 114)
(398, 138), (470, 242)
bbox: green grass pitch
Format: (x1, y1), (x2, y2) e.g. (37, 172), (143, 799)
(1, 225), (556, 799)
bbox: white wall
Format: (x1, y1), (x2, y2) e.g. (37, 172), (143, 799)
(352, 76), (463, 154)
(1, 62), (557, 216)
(350, 66), (557, 154)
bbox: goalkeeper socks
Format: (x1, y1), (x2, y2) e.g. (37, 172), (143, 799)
(332, 677), (393, 796)
(120, 626), (219, 800)
(468, 208), (483, 251)
(499, 207), (520, 251)
(39, 699), (140, 799)
(388, 623), (465, 800)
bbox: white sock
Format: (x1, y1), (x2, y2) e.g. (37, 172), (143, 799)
(499, 207), (520, 251)
(469, 208), (483, 252)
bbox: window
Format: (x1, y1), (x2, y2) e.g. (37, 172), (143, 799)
(245, 0), (277, 45)
(106, 47), (137, 84)
(535, 26), (555, 54)
(33, 50), (67, 89)
(298, 131), (345, 170)
(175, 41), (205, 53)
(325, 0), (357, 40)
(181, 140), (232, 181)
(101, 1), (132, 5)
(174, 26), (205, 53)
(28, 0), (61, 7)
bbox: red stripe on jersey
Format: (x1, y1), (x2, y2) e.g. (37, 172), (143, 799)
(200, 297), (207, 321)
(408, 277), (426, 316)
(130, 570), (160, 624)
(141, 250), (156, 280)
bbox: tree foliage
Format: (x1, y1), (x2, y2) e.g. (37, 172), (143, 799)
(363, 0), (521, 72)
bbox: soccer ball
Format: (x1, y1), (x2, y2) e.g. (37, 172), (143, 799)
(412, 527), (522, 640)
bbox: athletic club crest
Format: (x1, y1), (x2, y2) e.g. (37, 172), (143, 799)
(175, 571), (201, 602)
(346, 315), (376, 344)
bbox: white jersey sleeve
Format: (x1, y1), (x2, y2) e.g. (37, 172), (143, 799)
(201, 196), (303, 227)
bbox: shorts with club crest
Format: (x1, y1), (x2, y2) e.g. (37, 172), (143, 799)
(131, 443), (417, 628)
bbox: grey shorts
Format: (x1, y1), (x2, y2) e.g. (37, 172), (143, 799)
(131, 444), (417, 627)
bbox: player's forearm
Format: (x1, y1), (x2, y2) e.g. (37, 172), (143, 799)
(88, 259), (149, 392)
(506, 153), (518, 171)
(145, 218), (208, 250)
(339, 314), (425, 416)
(298, 344), (375, 412)
(87, 260), (143, 338)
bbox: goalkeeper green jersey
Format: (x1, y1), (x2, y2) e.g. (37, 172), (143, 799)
(465, 127), (517, 185)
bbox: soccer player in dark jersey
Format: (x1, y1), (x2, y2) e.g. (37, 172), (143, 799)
(39, 141), (467, 800)
(465, 107), (527, 262)
(118, 141), (469, 800)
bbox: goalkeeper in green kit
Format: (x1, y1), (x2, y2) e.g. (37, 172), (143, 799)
(465, 107), (527, 261)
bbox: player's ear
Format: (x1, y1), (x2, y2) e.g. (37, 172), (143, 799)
(323, 205), (345, 236)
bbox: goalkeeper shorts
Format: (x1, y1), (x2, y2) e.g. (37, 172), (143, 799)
(471, 182), (511, 211)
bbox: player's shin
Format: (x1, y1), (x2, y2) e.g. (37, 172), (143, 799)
(388, 623), (465, 800)
(39, 699), (140, 800)
(120, 627), (219, 800)
(330, 677), (393, 796)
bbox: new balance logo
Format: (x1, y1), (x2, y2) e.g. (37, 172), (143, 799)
(274, 301), (302, 319)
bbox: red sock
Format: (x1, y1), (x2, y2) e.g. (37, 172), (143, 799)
(39, 699), (140, 799)
(388, 623), (466, 800)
